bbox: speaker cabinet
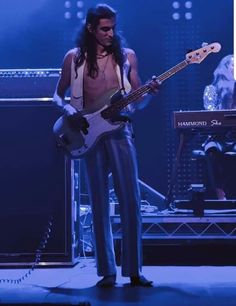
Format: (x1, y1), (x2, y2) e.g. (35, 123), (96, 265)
(0, 100), (80, 266)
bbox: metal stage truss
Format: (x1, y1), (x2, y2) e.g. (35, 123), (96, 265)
(74, 159), (236, 261)
(111, 213), (236, 242)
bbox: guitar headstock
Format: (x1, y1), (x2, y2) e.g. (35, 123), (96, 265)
(186, 42), (221, 64)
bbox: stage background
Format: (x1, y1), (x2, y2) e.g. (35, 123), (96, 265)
(0, 0), (233, 200)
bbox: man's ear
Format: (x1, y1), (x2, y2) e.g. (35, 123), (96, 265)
(87, 23), (93, 34)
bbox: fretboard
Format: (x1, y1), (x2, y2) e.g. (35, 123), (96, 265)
(101, 59), (189, 118)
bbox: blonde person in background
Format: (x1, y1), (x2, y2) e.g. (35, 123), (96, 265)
(203, 54), (236, 200)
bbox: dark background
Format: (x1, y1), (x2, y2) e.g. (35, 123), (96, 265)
(0, 0), (233, 200)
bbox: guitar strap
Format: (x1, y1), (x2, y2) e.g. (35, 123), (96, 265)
(119, 64), (126, 95)
(112, 64), (132, 123)
(119, 51), (132, 95)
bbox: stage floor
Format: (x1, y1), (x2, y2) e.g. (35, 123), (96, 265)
(0, 258), (236, 306)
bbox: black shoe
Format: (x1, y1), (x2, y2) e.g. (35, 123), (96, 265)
(130, 275), (153, 287)
(96, 275), (116, 288)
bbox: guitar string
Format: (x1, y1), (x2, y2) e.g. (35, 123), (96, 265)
(88, 59), (190, 119)
(102, 60), (189, 116)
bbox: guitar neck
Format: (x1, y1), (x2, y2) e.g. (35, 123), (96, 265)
(102, 59), (189, 118)
(157, 59), (189, 82)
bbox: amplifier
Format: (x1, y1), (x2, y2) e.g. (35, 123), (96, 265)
(0, 68), (61, 99)
(0, 102), (80, 266)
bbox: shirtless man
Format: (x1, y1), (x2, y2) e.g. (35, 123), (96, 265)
(53, 3), (159, 287)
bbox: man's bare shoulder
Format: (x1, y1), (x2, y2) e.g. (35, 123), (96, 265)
(124, 48), (138, 66)
(64, 48), (79, 61)
(124, 48), (136, 57)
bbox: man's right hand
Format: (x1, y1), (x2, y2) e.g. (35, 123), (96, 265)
(67, 113), (89, 134)
(63, 104), (89, 134)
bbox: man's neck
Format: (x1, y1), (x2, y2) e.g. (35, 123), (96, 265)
(96, 45), (110, 58)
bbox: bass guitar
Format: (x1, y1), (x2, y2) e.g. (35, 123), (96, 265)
(53, 42), (221, 158)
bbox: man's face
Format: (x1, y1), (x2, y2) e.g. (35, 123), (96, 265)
(93, 17), (116, 47)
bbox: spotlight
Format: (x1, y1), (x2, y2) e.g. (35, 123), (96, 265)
(77, 1), (84, 8)
(172, 1), (180, 9)
(64, 11), (71, 19)
(172, 12), (180, 20)
(64, 1), (71, 8)
(77, 11), (84, 19)
(185, 12), (192, 20)
(185, 1), (192, 9)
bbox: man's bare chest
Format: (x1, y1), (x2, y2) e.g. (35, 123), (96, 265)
(83, 56), (119, 109)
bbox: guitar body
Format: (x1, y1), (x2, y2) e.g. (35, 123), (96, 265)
(53, 105), (124, 158)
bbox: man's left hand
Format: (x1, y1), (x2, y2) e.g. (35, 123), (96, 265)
(148, 76), (161, 93)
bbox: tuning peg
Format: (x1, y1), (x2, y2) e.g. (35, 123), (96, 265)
(202, 42), (209, 47)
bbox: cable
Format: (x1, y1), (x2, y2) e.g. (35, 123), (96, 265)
(0, 217), (53, 284)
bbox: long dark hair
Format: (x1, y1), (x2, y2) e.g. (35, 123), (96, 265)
(74, 4), (126, 78)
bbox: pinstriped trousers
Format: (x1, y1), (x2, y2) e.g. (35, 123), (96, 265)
(84, 123), (142, 277)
